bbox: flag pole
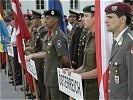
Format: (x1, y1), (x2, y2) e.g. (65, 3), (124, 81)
(6, 53), (9, 78)
(0, 53), (2, 72)
(11, 56), (16, 91)
(21, 66), (26, 100)
(32, 77), (39, 100)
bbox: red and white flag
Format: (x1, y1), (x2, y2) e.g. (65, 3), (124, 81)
(95, 0), (115, 100)
(11, 0), (31, 70)
(11, 0), (34, 91)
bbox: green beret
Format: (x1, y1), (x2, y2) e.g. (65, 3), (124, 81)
(83, 5), (95, 13)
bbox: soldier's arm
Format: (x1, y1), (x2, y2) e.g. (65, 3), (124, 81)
(80, 68), (97, 79)
(25, 46), (34, 52)
(126, 40), (133, 99)
(26, 52), (46, 60)
(60, 55), (71, 68)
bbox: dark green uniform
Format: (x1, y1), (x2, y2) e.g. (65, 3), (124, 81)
(82, 31), (99, 100)
(68, 23), (83, 69)
(44, 27), (69, 100)
(78, 28), (89, 68)
(33, 26), (47, 100)
(68, 23), (78, 48)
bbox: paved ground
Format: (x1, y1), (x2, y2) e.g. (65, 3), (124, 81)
(0, 69), (30, 100)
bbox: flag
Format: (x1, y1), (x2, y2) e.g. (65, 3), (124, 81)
(0, 13), (10, 52)
(95, 0), (114, 100)
(48, 0), (67, 34)
(11, 0), (34, 91)
(11, 0), (31, 70)
(0, 0), (4, 18)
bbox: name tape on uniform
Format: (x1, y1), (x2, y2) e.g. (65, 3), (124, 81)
(57, 68), (83, 100)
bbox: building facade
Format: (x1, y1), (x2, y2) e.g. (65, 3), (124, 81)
(20, 0), (94, 16)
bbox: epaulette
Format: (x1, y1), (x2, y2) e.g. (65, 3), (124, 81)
(127, 32), (133, 40)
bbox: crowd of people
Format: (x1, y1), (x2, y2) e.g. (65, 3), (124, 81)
(1, 0), (133, 100)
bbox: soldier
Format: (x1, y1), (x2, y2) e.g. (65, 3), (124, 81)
(105, 2), (133, 99)
(25, 10), (46, 100)
(78, 28), (89, 68)
(63, 5), (99, 100)
(123, 0), (133, 30)
(67, 10), (79, 32)
(44, 9), (71, 100)
(68, 10), (83, 69)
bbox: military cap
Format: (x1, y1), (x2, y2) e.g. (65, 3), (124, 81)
(105, 2), (131, 15)
(79, 12), (84, 20)
(69, 10), (79, 17)
(45, 9), (62, 18)
(31, 10), (41, 19)
(83, 5), (95, 13)
(41, 10), (47, 17)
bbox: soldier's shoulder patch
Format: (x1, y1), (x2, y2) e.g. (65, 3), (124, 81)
(127, 33), (133, 40)
(130, 47), (133, 55)
(56, 39), (62, 48)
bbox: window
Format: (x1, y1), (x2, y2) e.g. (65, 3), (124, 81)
(36, 0), (44, 10)
(4, 0), (11, 9)
(70, 0), (79, 9)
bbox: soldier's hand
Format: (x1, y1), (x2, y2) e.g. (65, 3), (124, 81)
(26, 54), (33, 61)
(72, 60), (77, 65)
(68, 69), (75, 76)
(62, 68), (69, 74)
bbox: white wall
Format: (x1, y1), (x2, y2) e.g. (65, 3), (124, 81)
(19, 0), (94, 16)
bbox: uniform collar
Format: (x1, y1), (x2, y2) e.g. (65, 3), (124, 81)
(89, 31), (95, 37)
(115, 27), (128, 43)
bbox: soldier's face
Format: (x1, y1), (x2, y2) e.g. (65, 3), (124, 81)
(45, 16), (58, 29)
(68, 16), (76, 24)
(82, 13), (94, 30)
(40, 16), (46, 26)
(105, 13), (123, 33)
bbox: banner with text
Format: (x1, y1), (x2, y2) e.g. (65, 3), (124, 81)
(7, 46), (14, 57)
(26, 59), (38, 80)
(57, 68), (83, 100)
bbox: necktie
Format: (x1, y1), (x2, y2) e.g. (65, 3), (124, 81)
(111, 39), (117, 54)
(113, 39), (117, 46)
(48, 29), (52, 37)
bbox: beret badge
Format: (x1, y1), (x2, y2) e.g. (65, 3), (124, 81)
(51, 10), (55, 15)
(111, 6), (118, 12)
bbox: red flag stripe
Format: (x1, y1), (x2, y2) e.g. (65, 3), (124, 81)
(0, 1), (4, 18)
(11, 0), (34, 91)
(95, 0), (114, 100)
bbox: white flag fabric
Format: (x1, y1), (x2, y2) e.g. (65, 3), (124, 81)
(95, 0), (116, 100)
